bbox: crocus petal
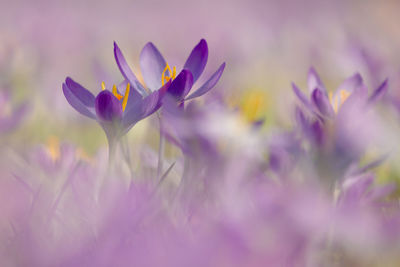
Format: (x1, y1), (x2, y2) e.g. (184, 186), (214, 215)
(167, 70), (194, 101)
(337, 86), (368, 118)
(307, 67), (326, 94)
(140, 42), (167, 91)
(295, 106), (309, 133)
(65, 77), (95, 107)
(340, 175), (374, 204)
(311, 120), (324, 145)
(292, 82), (312, 111)
(117, 80), (144, 111)
(336, 73), (363, 93)
(183, 39), (208, 83)
(366, 183), (396, 202)
(114, 42), (147, 96)
(122, 82), (169, 131)
(350, 154), (388, 176)
(95, 90), (123, 121)
(140, 84), (167, 118)
(62, 83), (96, 119)
(185, 63), (225, 100)
(368, 79), (388, 104)
(311, 88), (334, 118)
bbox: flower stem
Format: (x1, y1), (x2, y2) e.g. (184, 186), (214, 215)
(107, 137), (117, 168)
(178, 156), (190, 193)
(121, 135), (135, 178)
(157, 112), (165, 179)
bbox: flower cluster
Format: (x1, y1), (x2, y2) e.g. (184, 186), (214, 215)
(63, 39), (225, 153)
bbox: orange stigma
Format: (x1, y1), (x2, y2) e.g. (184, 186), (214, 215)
(101, 82), (131, 111)
(161, 63), (176, 86)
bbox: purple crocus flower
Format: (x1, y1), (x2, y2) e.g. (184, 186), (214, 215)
(292, 67), (388, 148)
(62, 77), (169, 148)
(292, 68), (389, 185)
(114, 39), (225, 103)
(292, 67), (388, 120)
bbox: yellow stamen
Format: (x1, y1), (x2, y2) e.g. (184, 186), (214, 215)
(161, 63), (177, 86)
(47, 136), (60, 162)
(100, 82), (130, 112)
(112, 84), (123, 100)
(340, 90), (350, 103)
(172, 66), (176, 79)
(122, 83), (130, 111)
(329, 89), (351, 113)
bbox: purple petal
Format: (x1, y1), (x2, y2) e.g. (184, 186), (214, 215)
(311, 88), (334, 118)
(307, 67), (326, 94)
(62, 83), (96, 119)
(122, 82), (169, 131)
(311, 120), (324, 145)
(114, 42), (147, 96)
(350, 154), (388, 176)
(292, 82), (312, 111)
(140, 83), (168, 118)
(336, 73), (363, 93)
(118, 80), (144, 112)
(95, 90), (123, 121)
(167, 70), (194, 101)
(366, 183), (396, 202)
(65, 77), (95, 107)
(336, 86), (368, 117)
(295, 106), (309, 133)
(340, 175), (374, 204)
(140, 42), (167, 91)
(183, 39), (208, 83)
(185, 63), (225, 100)
(368, 79), (388, 104)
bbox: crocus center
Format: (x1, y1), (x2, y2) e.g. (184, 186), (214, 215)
(241, 91), (266, 122)
(161, 63), (176, 86)
(329, 89), (350, 113)
(101, 82), (130, 111)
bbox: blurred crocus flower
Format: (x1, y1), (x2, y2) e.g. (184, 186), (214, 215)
(291, 68), (389, 184)
(62, 77), (168, 149)
(0, 90), (28, 134)
(114, 39), (225, 103)
(292, 67), (388, 120)
(161, 95), (219, 156)
(292, 67), (388, 149)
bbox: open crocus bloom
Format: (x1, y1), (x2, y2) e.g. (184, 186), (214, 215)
(292, 67), (388, 119)
(62, 77), (169, 142)
(114, 39), (225, 103)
